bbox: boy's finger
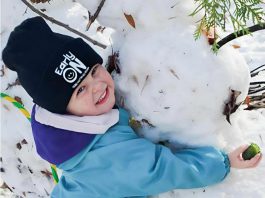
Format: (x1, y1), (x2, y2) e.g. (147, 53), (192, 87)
(251, 154), (262, 168)
(245, 153), (262, 168)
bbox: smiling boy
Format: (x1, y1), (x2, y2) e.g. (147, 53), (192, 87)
(2, 17), (262, 198)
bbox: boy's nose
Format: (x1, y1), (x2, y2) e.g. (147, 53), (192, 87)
(92, 88), (98, 94)
(92, 83), (105, 94)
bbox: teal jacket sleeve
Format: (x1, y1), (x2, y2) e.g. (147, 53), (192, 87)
(51, 110), (230, 198)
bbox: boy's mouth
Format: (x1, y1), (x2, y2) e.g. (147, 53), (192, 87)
(96, 87), (109, 105)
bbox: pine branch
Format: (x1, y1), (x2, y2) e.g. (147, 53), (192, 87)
(21, 0), (107, 49)
(191, 0), (265, 52)
(217, 23), (265, 49)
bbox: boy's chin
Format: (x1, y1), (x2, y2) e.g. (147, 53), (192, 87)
(97, 100), (116, 115)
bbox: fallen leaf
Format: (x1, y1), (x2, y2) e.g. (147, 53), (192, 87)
(203, 27), (217, 45)
(41, 169), (53, 180)
(3, 104), (10, 111)
(129, 118), (142, 131)
(107, 51), (120, 74)
(28, 166), (33, 174)
(141, 119), (155, 127)
(14, 96), (24, 106)
(96, 26), (106, 33)
(21, 139), (28, 145)
(16, 143), (22, 150)
(124, 13), (136, 28)
(132, 75), (139, 86)
(223, 89), (242, 124)
(0, 182), (12, 192)
(232, 44), (240, 49)
(244, 96), (251, 106)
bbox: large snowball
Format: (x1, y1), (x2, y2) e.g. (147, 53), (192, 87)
(114, 24), (250, 148)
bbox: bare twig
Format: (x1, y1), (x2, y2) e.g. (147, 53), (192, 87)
(249, 94), (265, 102)
(244, 101), (265, 110)
(250, 81), (265, 85)
(259, 134), (264, 145)
(248, 87), (265, 95)
(0, 65), (6, 77)
(5, 78), (21, 90)
(86, 0), (106, 30)
(217, 23), (265, 49)
(30, 0), (50, 3)
(250, 64), (265, 73)
(250, 64), (265, 77)
(21, 0), (107, 49)
(0, 182), (13, 192)
(169, 69), (180, 80)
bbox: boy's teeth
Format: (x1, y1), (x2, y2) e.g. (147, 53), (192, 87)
(98, 90), (106, 103)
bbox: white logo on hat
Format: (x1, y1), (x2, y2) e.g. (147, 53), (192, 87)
(55, 51), (89, 87)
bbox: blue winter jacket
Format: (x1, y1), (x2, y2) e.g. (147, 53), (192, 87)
(31, 107), (230, 198)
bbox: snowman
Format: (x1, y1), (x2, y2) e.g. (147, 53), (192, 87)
(77, 0), (250, 150)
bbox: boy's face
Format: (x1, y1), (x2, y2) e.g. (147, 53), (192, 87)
(66, 64), (115, 116)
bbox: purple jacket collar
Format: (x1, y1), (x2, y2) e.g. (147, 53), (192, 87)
(31, 105), (96, 165)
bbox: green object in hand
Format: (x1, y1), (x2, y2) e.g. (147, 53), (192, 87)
(242, 143), (261, 160)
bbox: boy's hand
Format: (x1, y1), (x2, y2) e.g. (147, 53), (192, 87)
(228, 145), (262, 169)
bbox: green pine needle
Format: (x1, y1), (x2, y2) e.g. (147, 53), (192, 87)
(191, 0), (265, 52)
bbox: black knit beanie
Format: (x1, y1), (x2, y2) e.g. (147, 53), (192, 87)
(2, 17), (103, 113)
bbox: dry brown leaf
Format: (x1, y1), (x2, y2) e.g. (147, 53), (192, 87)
(0, 182), (12, 192)
(41, 169), (52, 177)
(16, 143), (22, 150)
(244, 96), (251, 106)
(14, 96), (23, 106)
(141, 119), (155, 128)
(96, 26), (106, 33)
(21, 139), (28, 145)
(232, 44), (241, 49)
(132, 75), (139, 86)
(3, 104), (10, 111)
(202, 27), (218, 45)
(223, 89), (242, 124)
(107, 51), (120, 74)
(129, 118), (142, 131)
(124, 13), (136, 28)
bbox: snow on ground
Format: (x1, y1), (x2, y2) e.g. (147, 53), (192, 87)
(1, 0), (265, 197)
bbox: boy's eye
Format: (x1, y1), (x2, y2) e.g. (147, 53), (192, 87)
(91, 65), (99, 76)
(77, 86), (85, 95)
